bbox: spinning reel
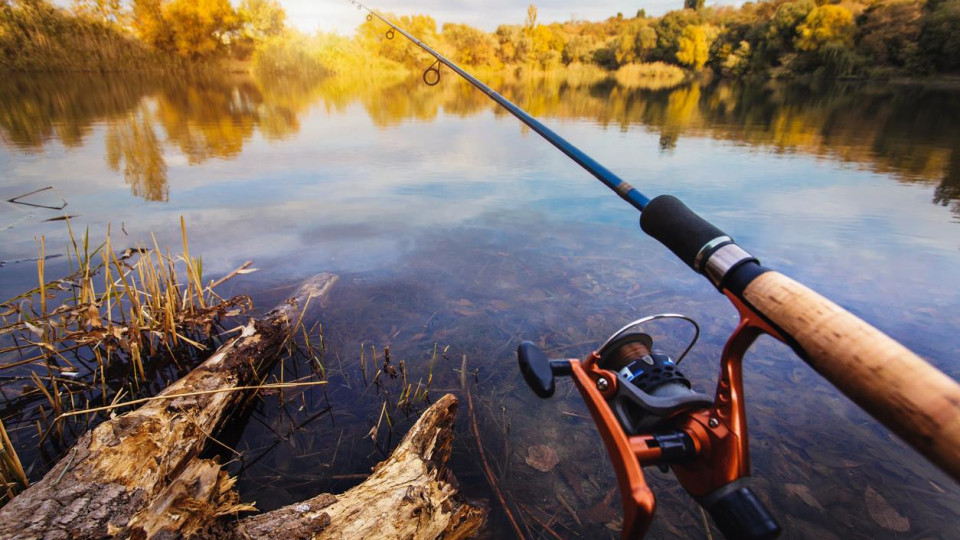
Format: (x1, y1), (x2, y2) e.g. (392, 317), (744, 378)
(518, 314), (781, 540)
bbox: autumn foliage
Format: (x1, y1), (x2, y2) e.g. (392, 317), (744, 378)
(1, 0), (959, 77)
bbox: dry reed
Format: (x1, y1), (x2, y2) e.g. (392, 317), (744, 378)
(0, 218), (254, 501)
(613, 62), (687, 90)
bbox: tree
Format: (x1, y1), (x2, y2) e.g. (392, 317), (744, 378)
(358, 13), (439, 67)
(442, 22), (499, 67)
(684, 0), (705, 11)
(162, 0), (240, 59)
(655, 9), (700, 61)
(525, 4), (537, 34)
(239, 0), (285, 41)
(920, 0), (960, 71)
(765, 0), (815, 52)
(676, 24), (711, 69)
(562, 33), (598, 63)
(635, 24), (658, 58)
(72, 0), (123, 23)
(132, 0), (176, 53)
(720, 40), (751, 75)
(494, 24), (531, 64)
(795, 5), (854, 52)
(856, 0), (921, 67)
(530, 23), (564, 67)
(131, 0), (240, 59)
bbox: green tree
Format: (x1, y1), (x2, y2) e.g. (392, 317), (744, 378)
(676, 24), (711, 69)
(635, 24), (658, 58)
(920, 0), (960, 71)
(720, 40), (751, 75)
(765, 0), (815, 52)
(684, 0), (705, 11)
(795, 5), (855, 52)
(856, 0), (921, 67)
(562, 33), (598, 63)
(655, 9), (700, 61)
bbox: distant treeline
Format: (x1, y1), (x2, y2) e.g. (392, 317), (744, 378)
(0, 0), (284, 71)
(350, 1), (958, 78)
(1, 0), (958, 78)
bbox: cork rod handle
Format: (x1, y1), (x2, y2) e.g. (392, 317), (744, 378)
(743, 271), (960, 482)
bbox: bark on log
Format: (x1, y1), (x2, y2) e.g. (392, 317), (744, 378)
(0, 274), (339, 540)
(0, 272), (487, 540)
(228, 394), (486, 540)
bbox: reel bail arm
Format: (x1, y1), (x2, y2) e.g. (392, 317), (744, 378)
(518, 331), (780, 540)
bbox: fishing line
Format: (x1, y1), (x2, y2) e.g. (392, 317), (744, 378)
(347, 0), (651, 211)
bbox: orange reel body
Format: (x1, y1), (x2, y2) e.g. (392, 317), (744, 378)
(540, 294), (784, 539)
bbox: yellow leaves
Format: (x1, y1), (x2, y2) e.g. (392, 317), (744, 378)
(441, 23), (500, 68)
(238, 0), (285, 42)
(675, 25), (713, 70)
(132, 0), (240, 59)
(162, 0), (239, 59)
(795, 5), (855, 52)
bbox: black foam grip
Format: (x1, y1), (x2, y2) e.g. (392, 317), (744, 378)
(640, 195), (728, 270)
(705, 486), (781, 540)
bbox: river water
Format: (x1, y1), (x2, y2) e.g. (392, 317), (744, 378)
(1, 71), (958, 538)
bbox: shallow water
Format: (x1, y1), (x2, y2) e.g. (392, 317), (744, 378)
(1, 71), (959, 538)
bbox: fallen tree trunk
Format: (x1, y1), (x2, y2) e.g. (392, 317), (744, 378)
(0, 273), (339, 540)
(0, 273), (487, 540)
(227, 394), (486, 540)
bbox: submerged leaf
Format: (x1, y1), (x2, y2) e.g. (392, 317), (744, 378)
(525, 444), (559, 472)
(865, 486), (910, 532)
(584, 488), (618, 524)
(785, 483), (824, 511)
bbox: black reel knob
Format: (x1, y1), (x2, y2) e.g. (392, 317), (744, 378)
(517, 341), (570, 398)
(702, 484), (781, 540)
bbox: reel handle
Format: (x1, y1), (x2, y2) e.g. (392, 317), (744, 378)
(700, 484), (781, 540)
(517, 342), (571, 398)
(701, 484), (781, 540)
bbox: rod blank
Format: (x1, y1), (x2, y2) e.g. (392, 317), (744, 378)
(351, 1), (650, 211)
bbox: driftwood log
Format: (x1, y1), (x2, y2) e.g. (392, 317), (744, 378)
(0, 273), (486, 540)
(228, 394), (485, 540)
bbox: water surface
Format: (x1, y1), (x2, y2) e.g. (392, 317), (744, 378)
(1, 71), (959, 538)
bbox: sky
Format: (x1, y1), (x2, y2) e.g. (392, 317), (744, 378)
(287, 0), (737, 35)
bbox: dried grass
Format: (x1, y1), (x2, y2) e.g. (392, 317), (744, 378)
(0, 218), (254, 495)
(613, 62), (687, 90)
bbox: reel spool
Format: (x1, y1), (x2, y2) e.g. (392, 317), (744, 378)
(518, 313), (781, 540)
(594, 319), (712, 434)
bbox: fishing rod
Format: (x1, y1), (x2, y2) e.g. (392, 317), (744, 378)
(349, 3), (960, 539)
(349, 0), (648, 211)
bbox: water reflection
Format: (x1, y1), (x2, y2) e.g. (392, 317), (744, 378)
(105, 105), (167, 201)
(1, 72), (958, 218)
(2, 70), (959, 538)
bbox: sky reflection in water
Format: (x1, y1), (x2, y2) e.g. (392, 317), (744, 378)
(1, 72), (959, 538)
